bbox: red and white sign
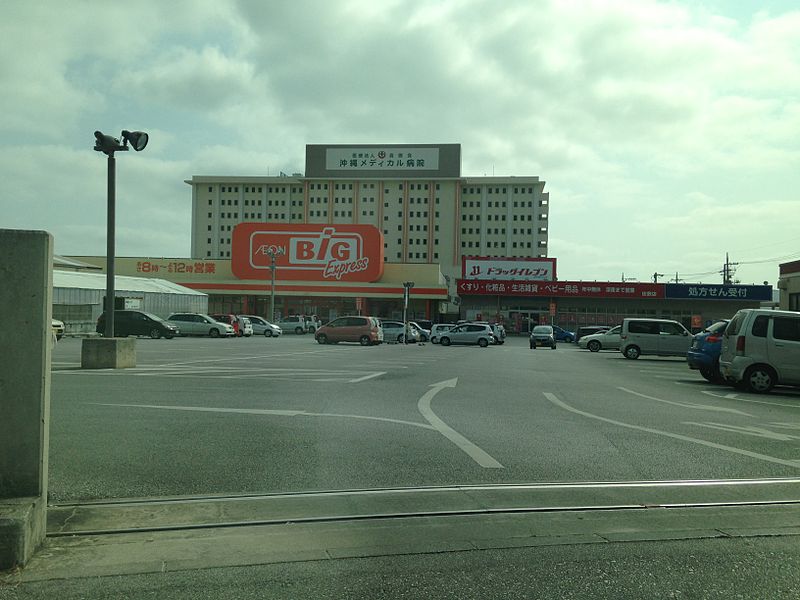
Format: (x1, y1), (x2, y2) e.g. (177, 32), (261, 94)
(457, 280), (665, 299)
(462, 256), (556, 281)
(232, 223), (384, 282)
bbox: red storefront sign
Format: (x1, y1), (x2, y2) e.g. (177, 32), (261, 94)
(456, 280), (665, 299)
(232, 223), (384, 282)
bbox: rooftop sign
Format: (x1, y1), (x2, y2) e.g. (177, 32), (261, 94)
(232, 223), (384, 282)
(462, 256), (556, 282)
(305, 144), (461, 178)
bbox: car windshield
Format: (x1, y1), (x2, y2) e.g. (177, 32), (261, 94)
(24, 1), (800, 596)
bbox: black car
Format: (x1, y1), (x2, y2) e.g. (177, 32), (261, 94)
(96, 310), (179, 339)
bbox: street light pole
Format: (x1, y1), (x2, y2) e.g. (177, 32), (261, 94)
(266, 247), (284, 322)
(402, 281), (414, 344)
(93, 129), (148, 338)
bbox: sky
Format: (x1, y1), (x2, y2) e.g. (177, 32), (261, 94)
(1, 0), (798, 285)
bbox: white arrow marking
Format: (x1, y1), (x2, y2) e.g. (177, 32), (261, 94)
(417, 378), (504, 469)
(618, 387), (751, 416)
(701, 390), (800, 409)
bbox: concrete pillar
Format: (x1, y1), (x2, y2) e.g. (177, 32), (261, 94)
(0, 229), (52, 570)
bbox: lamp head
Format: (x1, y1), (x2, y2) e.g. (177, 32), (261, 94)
(121, 130), (149, 152)
(94, 131), (126, 155)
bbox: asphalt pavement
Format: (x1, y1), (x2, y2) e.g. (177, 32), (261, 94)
(3, 332), (797, 598)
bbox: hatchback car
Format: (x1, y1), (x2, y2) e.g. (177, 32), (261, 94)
(238, 316), (254, 337)
(575, 325), (612, 343)
(530, 325), (557, 349)
(430, 324), (456, 344)
(167, 313), (235, 337)
(409, 321), (431, 342)
(97, 310), (179, 339)
(315, 316), (383, 345)
(686, 319), (729, 382)
(52, 318), (65, 340)
(274, 315), (308, 334)
(240, 315), (282, 337)
(438, 323), (494, 347)
(719, 309), (800, 393)
(579, 325), (621, 352)
(552, 325), (575, 343)
(380, 321), (420, 343)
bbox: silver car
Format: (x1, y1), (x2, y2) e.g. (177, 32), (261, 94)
(380, 321), (420, 343)
(438, 323), (494, 348)
(240, 315), (282, 337)
(578, 325), (621, 352)
(274, 315), (308, 334)
(530, 325), (557, 349)
(167, 313), (235, 337)
(430, 324), (455, 344)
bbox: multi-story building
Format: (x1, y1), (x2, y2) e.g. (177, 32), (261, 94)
(186, 143), (549, 284)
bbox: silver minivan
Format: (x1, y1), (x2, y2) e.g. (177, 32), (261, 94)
(719, 308), (800, 393)
(620, 318), (692, 359)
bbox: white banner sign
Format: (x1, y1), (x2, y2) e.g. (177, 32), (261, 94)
(463, 258), (555, 282)
(326, 147), (439, 171)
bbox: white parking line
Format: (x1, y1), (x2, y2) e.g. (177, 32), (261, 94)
(618, 387), (751, 416)
(349, 372), (386, 383)
(543, 392), (800, 469)
(701, 390), (800, 409)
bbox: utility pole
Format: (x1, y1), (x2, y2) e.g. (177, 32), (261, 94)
(265, 246), (285, 322)
(722, 252), (738, 285)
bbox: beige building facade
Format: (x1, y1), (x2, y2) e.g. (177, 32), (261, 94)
(778, 259), (800, 311)
(186, 143), (549, 285)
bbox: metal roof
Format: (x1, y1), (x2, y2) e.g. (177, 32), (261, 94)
(53, 270), (206, 296)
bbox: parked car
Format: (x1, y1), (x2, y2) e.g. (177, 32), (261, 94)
(473, 321), (507, 345)
(240, 315), (282, 337)
(52, 318), (65, 340)
(415, 319), (434, 331)
(97, 310), (179, 339)
(210, 313), (240, 336)
(274, 315), (308, 334)
(620, 318), (692, 360)
(238, 316), (254, 337)
(305, 315), (321, 333)
(575, 326), (612, 342)
(409, 321), (431, 342)
(167, 313), (235, 337)
(430, 324), (456, 344)
(719, 309), (800, 393)
(315, 316), (383, 345)
(579, 325), (622, 352)
(686, 319), (730, 382)
(530, 325), (557, 349)
(438, 323), (495, 347)
(380, 320), (420, 343)
(552, 325), (575, 343)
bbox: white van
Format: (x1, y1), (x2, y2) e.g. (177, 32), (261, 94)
(719, 308), (800, 393)
(619, 318), (692, 359)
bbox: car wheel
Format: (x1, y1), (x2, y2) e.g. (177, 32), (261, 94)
(165, 333), (174, 340)
(317, 334), (328, 345)
(431, 337), (438, 344)
(624, 345), (640, 360)
(588, 340), (601, 352)
(149, 328), (161, 339)
(743, 365), (776, 394)
(397, 334), (405, 344)
(565, 336), (574, 343)
(700, 367), (719, 383)
(478, 338), (489, 348)
(530, 341), (535, 349)
(551, 343), (557, 349)
(359, 335), (371, 346)
(440, 336), (451, 346)
(209, 328), (220, 338)
(295, 327), (304, 335)
(264, 329), (273, 337)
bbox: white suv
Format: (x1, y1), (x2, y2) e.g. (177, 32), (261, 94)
(719, 309), (800, 393)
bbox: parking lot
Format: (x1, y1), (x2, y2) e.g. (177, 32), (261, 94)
(49, 334), (800, 504)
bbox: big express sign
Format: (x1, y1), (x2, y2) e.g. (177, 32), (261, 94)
(231, 223), (384, 282)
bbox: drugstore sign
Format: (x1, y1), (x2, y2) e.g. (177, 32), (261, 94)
(232, 223), (384, 282)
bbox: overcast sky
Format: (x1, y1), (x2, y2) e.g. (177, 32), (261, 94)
(2, 0), (798, 285)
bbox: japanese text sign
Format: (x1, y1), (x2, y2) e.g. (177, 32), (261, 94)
(462, 257), (556, 282)
(456, 279), (664, 299)
(665, 284), (772, 301)
(326, 147), (439, 171)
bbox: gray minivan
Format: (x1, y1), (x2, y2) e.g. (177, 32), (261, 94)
(620, 318), (692, 359)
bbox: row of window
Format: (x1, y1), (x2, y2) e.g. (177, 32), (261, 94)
(462, 187), (535, 194)
(462, 228), (536, 235)
(462, 201), (536, 209)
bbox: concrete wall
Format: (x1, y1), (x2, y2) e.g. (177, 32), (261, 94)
(0, 229), (52, 568)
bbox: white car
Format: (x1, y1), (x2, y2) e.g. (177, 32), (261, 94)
(167, 313), (235, 337)
(380, 321), (420, 343)
(240, 315), (282, 337)
(719, 308), (800, 393)
(620, 318), (692, 360)
(238, 316), (254, 337)
(579, 325), (621, 352)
